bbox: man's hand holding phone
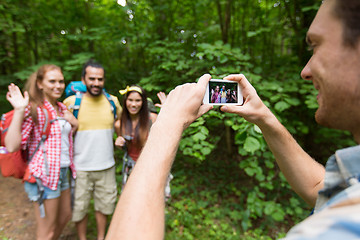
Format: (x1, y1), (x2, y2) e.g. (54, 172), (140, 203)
(220, 74), (274, 127)
(157, 74), (213, 131)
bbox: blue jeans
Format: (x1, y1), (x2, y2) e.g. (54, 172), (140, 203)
(24, 168), (70, 201)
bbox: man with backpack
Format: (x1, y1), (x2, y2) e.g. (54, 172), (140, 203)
(63, 60), (121, 240)
(106, 0), (360, 239)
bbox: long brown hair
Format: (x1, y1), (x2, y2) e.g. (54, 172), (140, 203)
(24, 64), (62, 123)
(120, 85), (150, 148)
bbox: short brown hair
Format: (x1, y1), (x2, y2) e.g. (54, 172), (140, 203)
(332, 0), (360, 48)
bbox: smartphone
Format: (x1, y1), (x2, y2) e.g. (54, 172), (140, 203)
(203, 79), (243, 105)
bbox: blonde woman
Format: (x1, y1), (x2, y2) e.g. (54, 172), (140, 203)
(5, 64), (77, 240)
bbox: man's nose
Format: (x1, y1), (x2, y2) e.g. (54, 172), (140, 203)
(93, 79), (100, 86)
(301, 58), (312, 81)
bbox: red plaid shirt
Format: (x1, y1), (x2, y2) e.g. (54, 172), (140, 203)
(21, 100), (76, 190)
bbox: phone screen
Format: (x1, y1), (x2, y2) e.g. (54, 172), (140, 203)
(204, 79), (242, 105)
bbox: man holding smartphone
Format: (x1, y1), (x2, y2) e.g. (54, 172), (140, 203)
(106, 0), (360, 239)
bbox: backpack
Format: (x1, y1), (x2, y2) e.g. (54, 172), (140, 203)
(0, 105), (53, 181)
(65, 81), (87, 98)
(65, 81), (117, 119)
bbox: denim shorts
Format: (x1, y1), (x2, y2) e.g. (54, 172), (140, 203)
(24, 168), (70, 201)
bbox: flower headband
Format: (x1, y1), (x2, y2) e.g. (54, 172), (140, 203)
(119, 86), (143, 95)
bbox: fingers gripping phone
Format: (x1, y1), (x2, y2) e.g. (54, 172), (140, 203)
(203, 79), (243, 105)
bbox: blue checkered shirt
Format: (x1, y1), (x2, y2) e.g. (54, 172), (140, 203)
(282, 145), (360, 239)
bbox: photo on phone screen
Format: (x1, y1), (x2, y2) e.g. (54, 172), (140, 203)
(203, 79), (243, 105)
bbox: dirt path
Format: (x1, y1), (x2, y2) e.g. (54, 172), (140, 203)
(0, 174), (76, 240)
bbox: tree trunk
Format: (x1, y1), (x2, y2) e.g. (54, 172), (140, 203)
(11, 15), (19, 72)
(216, 0), (232, 44)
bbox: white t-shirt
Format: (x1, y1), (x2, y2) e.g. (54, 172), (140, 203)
(58, 118), (71, 168)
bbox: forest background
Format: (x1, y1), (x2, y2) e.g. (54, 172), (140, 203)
(0, 0), (356, 239)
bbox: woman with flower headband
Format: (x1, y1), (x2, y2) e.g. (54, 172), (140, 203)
(115, 85), (172, 199)
(115, 85), (157, 161)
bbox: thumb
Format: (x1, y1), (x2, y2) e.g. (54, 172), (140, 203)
(221, 105), (243, 115)
(197, 104), (213, 118)
(24, 91), (29, 101)
(6, 91), (11, 100)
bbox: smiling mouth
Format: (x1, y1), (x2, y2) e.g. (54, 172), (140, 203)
(310, 82), (319, 100)
(313, 82), (319, 90)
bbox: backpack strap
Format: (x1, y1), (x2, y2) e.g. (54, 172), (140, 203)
(102, 89), (117, 119)
(27, 105), (55, 176)
(32, 105), (55, 218)
(71, 90), (117, 119)
(39, 106), (55, 176)
(72, 91), (83, 119)
(0, 114), (3, 143)
(35, 177), (46, 218)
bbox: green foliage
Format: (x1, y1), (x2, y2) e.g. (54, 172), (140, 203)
(62, 52), (95, 81)
(13, 61), (61, 81)
(0, 1), (356, 239)
(179, 117), (216, 162)
(164, 148), (309, 239)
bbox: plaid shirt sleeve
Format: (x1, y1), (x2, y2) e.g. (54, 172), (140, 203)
(20, 105), (34, 150)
